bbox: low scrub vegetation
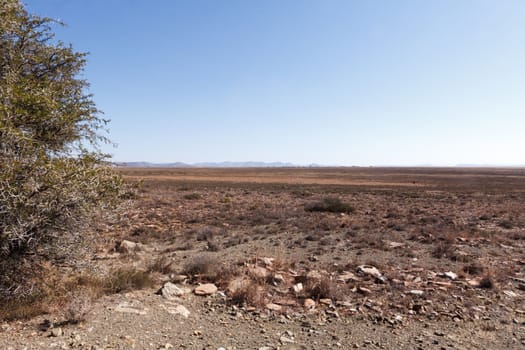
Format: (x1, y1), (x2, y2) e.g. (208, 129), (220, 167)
(104, 268), (154, 294)
(305, 197), (355, 214)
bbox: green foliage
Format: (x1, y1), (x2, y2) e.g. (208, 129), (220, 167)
(0, 0), (125, 299)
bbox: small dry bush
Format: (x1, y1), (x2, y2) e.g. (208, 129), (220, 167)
(105, 267), (154, 293)
(305, 197), (355, 214)
(62, 291), (93, 324)
(67, 267), (154, 296)
(128, 225), (164, 244)
(64, 274), (105, 301)
(195, 226), (222, 241)
(229, 280), (266, 307)
(478, 274), (494, 289)
(432, 236), (456, 259)
(498, 220), (514, 229)
(0, 296), (47, 321)
(304, 276), (345, 301)
(183, 193), (201, 200)
(463, 262), (484, 276)
(148, 256), (177, 274)
(183, 253), (221, 281)
(207, 240), (221, 252)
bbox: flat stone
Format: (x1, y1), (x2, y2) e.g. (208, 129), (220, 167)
(337, 272), (359, 283)
(280, 335), (295, 344)
(357, 286), (372, 295)
(115, 307), (146, 315)
(115, 302), (147, 315)
(388, 241), (405, 249)
(266, 303), (282, 311)
(356, 265), (386, 283)
(304, 298), (316, 309)
(293, 283), (303, 293)
(410, 290), (424, 296)
(165, 304), (190, 318)
(467, 278), (480, 287)
(195, 283), (218, 296)
(273, 274), (285, 283)
(444, 271), (458, 280)
(503, 290), (518, 298)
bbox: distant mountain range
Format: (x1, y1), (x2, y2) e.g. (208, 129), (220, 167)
(115, 161), (323, 168)
(114, 162), (525, 168)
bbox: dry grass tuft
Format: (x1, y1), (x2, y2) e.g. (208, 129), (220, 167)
(62, 291), (93, 324)
(182, 253), (222, 282)
(432, 236), (456, 259)
(304, 276), (345, 301)
(229, 280), (266, 307)
(104, 267), (154, 293)
(0, 297), (48, 321)
(148, 256), (177, 274)
(463, 262), (484, 276)
(183, 193), (201, 200)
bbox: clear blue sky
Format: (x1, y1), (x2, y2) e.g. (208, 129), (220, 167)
(25, 0), (525, 166)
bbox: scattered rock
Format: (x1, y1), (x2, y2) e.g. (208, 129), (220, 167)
(159, 282), (184, 300)
(260, 257), (274, 267)
(388, 241), (405, 249)
(50, 327), (62, 337)
(304, 298), (316, 309)
(266, 303), (282, 312)
(293, 283), (303, 293)
(410, 290), (424, 296)
(356, 265), (386, 283)
(466, 278), (481, 287)
(503, 290), (518, 298)
(117, 240), (143, 253)
(443, 271), (458, 280)
(115, 302), (147, 315)
(194, 283), (218, 296)
(280, 335), (295, 344)
(164, 304), (190, 318)
(337, 272), (359, 283)
(319, 298), (332, 305)
(357, 286), (372, 295)
(273, 274), (285, 284)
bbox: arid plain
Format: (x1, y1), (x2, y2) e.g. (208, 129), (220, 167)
(1, 167), (524, 349)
